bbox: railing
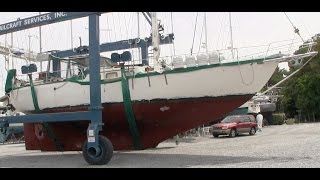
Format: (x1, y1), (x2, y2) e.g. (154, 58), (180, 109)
(91, 38), (307, 68)
(13, 66), (127, 88)
(145, 38), (309, 69)
(8, 38), (316, 89)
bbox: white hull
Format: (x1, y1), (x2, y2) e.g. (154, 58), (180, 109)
(8, 60), (279, 112)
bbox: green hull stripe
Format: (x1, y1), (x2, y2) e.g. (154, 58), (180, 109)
(121, 68), (144, 150)
(29, 75), (63, 151)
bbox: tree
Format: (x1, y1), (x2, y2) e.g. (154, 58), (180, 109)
(280, 36), (320, 120)
(261, 66), (289, 92)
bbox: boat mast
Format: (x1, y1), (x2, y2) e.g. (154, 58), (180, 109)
(28, 35), (31, 61)
(229, 12), (234, 59)
(39, 12), (43, 71)
(66, 19), (73, 78)
(151, 12), (161, 69)
(137, 12), (141, 62)
(4, 34), (8, 69)
(11, 32), (14, 69)
(204, 12), (208, 54)
(10, 33), (13, 48)
(70, 20), (73, 49)
(170, 12), (176, 56)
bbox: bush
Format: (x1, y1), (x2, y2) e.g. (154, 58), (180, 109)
(271, 113), (286, 125)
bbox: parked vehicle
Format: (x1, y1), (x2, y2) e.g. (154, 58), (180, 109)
(211, 115), (257, 138)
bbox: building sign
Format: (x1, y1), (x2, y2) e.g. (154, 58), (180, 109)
(0, 12), (98, 35)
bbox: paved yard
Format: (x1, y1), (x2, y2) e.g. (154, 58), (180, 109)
(1, 123), (320, 168)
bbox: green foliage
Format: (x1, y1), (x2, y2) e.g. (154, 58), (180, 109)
(261, 67), (290, 92)
(272, 67), (289, 84)
(280, 36), (320, 120)
(271, 113), (285, 125)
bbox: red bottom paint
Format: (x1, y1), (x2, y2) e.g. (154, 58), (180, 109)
(24, 95), (253, 151)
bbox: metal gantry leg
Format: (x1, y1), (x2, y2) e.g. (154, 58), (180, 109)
(81, 14), (113, 165)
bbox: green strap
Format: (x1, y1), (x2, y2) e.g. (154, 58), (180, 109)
(29, 75), (40, 112)
(28, 74), (63, 151)
(42, 123), (64, 151)
(121, 68), (144, 150)
(5, 69), (16, 93)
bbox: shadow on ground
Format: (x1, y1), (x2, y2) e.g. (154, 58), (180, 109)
(0, 150), (283, 168)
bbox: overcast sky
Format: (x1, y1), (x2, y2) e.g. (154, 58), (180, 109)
(0, 12), (319, 92)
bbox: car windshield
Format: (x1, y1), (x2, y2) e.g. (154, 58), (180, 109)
(221, 116), (240, 123)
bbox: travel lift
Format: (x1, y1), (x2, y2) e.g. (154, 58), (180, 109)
(0, 12), (174, 165)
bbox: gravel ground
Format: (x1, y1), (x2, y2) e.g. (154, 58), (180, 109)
(1, 123), (320, 168)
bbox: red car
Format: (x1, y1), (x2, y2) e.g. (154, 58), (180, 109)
(211, 115), (257, 138)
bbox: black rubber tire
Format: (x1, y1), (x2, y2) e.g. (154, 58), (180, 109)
(229, 129), (236, 138)
(213, 134), (219, 138)
(82, 135), (113, 165)
(249, 127), (256, 135)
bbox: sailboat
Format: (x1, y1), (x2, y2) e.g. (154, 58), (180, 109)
(1, 12), (317, 151)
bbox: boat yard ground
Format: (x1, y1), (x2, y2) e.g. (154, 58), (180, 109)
(1, 123), (320, 168)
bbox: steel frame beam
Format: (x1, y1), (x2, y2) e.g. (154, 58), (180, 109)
(2, 111), (93, 123)
(52, 33), (174, 65)
(0, 12), (98, 36)
(0, 12), (174, 153)
(0, 12), (104, 152)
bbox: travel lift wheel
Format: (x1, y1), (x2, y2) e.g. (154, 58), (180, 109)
(82, 135), (114, 165)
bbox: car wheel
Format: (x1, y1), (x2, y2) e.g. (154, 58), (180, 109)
(213, 134), (219, 138)
(249, 127), (256, 135)
(229, 129), (236, 138)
